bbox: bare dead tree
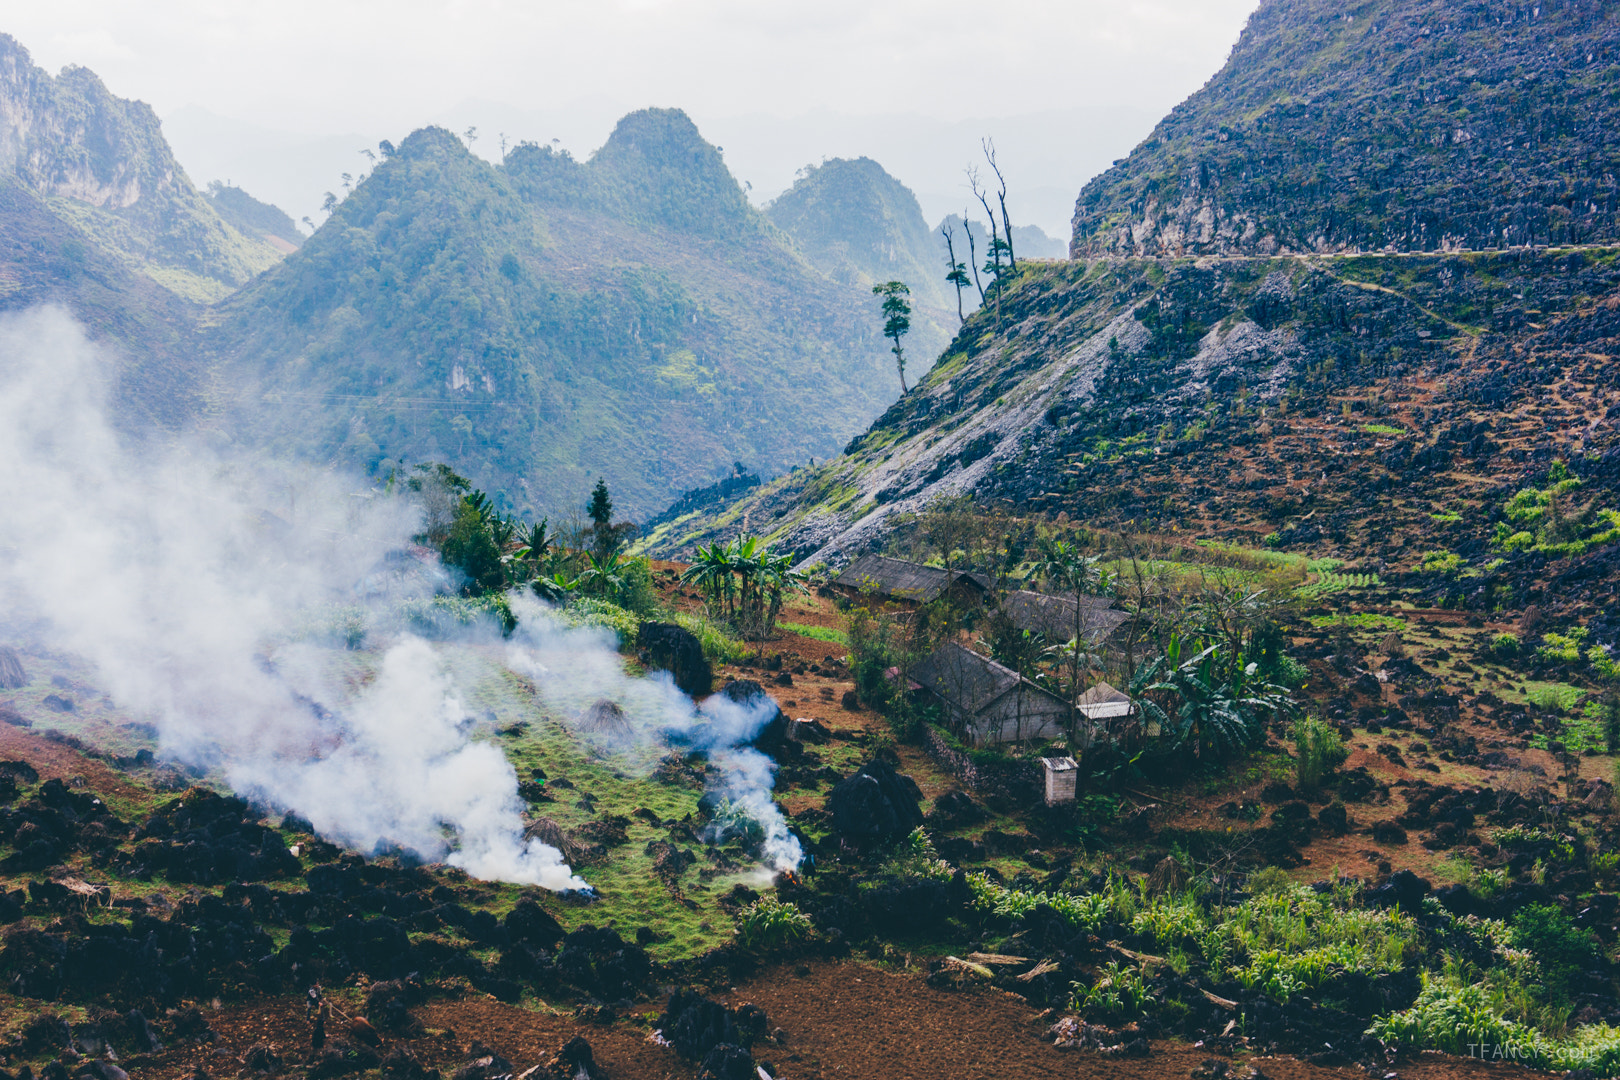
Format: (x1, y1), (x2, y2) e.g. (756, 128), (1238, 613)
(961, 207), (986, 306)
(968, 168), (1005, 328)
(982, 138), (1016, 272)
(942, 223), (971, 324)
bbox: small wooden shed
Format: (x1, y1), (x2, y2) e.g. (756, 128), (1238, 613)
(908, 641), (1072, 745)
(1041, 756), (1079, 805)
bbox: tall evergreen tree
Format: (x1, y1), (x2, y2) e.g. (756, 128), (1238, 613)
(872, 281), (912, 393)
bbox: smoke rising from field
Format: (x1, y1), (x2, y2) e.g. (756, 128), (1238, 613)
(0, 306), (799, 887)
(504, 595), (803, 872)
(0, 307), (585, 889)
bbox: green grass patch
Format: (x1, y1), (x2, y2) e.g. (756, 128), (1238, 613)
(776, 621), (848, 646)
(1308, 612), (1407, 631)
(1363, 423), (1406, 436)
(673, 612), (749, 664)
(1296, 570), (1384, 600)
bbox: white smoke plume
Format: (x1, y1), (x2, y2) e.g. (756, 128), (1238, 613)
(0, 307), (586, 889)
(504, 595), (804, 872)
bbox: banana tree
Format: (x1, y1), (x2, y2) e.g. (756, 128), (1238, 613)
(532, 570), (580, 604)
(757, 550), (809, 640)
(680, 542), (737, 617)
(577, 552), (625, 600)
(1138, 638), (1297, 760)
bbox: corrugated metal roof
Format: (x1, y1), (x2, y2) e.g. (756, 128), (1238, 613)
(1077, 680), (1133, 720)
(833, 555), (990, 603)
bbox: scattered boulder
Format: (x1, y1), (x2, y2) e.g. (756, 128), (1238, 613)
(365, 979), (424, 1035)
(1370, 821), (1408, 846)
(697, 1044), (754, 1080)
(638, 623), (712, 697)
(540, 1037), (606, 1080)
(1318, 802), (1350, 835)
(1367, 869), (1430, 911)
(926, 790), (986, 828)
(658, 989), (766, 1060)
(450, 1046), (511, 1080)
(827, 759), (924, 841)
(505, 898), (566, 948)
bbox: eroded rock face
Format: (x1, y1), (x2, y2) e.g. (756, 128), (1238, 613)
(1071, 0), (1620, 258)
(0, 34), (280, 287)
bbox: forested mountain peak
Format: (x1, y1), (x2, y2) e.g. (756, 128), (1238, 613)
(1072, 0), (1620, 257)
(766, 156), (950, 308)
(588, 107), (755, 238)
(210, 111), (944, 519)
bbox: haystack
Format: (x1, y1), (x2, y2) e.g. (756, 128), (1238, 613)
(577, 699), (633, 740)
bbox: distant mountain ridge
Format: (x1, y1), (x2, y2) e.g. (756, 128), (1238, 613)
(0, 34), (991, 514)
(766, 157), (953, 309)
(209, 112), (949, 518)
(1072, 0), (1620, 257)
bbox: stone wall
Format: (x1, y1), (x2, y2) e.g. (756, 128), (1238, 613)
(921, 725), (1042, 804)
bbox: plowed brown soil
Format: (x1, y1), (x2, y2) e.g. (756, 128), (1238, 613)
(124, 960), (1555, 1080)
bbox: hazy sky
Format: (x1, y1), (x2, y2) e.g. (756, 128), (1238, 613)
(2, 0), (1261, 234)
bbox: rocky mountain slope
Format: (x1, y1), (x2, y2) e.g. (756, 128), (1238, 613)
(644, 247), (1620, 613)
(209, 113), (949, 518)
(649, 0), (1620, 636)
(1072, 0), (1620, 257)
(0, 34), (285, 301)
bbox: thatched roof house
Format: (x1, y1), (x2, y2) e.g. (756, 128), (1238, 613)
(908, 641), (1071, 745)
(832, 555), (992, 605)
(1000, 590), (1129, 643)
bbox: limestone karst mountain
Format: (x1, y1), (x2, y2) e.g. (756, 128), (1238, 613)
(0, 34), (286, 300)
(1071, 0), (1620, 257)
(208, 112), (949, 518)
(648, 0), (1620, 637)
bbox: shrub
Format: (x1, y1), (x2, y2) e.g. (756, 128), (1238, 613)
(398, 594), (516, 636)
(561, 597), (640, 647)
(1419, 550), (1464, 574)
(612, 556), (659, 616)
(1511, 904), (1600, 1002)
(1074, 961), (1150, 1022)
(1492, 632), (1521, 658)
(1371, 977), (1542, 1059)
(1247, 866), (1295, 896)
(1539, 629), (1588, 663)
(673, 612), (747, 663)
(1292, 715), (1348, 790)
(735, 896), (814, 953)
(876, 828), (954, 883)
(1274, 654), (1310, 689)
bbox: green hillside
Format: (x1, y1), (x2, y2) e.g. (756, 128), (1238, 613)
(209, 113), (948, 519)
(0, 34), (284, 301)
(767, 157), (952, 309)
(1073, 0), (1620, 256)
(207, 182), (305, 252)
